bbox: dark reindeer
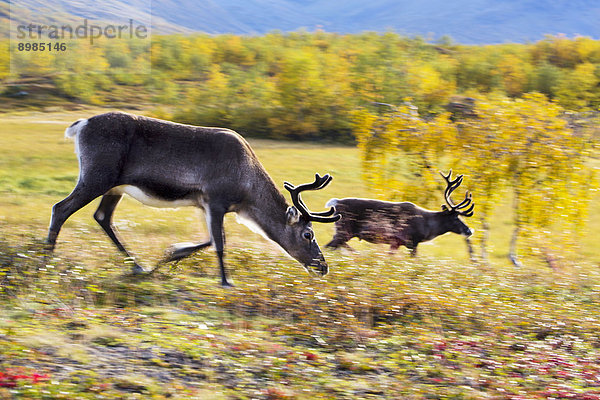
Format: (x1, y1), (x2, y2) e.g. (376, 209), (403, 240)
(46, 112), (340, 286)
(325, 171), (474, 255)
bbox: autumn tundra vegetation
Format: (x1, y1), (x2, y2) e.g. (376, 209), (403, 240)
(1, 32), (600, 398)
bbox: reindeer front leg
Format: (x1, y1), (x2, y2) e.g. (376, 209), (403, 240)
(409, 245), (418, 257)
(207, 204), (233, 287)
(161, 203), (230, 286)
(404, 236), (420, 257)
(162, 241), (212, 263)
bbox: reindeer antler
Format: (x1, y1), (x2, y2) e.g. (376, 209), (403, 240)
(284, 174), (341, 223)
(440, 170), (475, 217)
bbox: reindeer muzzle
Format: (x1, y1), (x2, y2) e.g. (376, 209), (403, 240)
(308, 258), (329, 277)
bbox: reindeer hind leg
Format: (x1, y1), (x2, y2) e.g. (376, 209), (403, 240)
(325, 231), (353, 250)
(48, 137), (123, 255)
(47, 181), (109, 252)
(94, 193), (150, 274)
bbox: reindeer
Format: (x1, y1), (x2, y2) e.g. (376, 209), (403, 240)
(325, 171), (474, 256)
(46, 112), (340, 286)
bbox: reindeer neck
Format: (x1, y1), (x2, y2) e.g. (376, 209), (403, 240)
(238, 174), (290, 246)
(422, 210), (453, 241)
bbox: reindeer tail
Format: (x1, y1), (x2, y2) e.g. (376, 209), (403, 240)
(64, 118), (88, 139)
(64, 118), (88, 156)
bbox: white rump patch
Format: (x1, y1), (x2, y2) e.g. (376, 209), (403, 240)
(64, 119), (87, 138)
(64, 119), (88, 156)
(325, 198), (339, 208)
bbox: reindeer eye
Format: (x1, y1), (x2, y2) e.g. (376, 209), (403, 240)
(303, 231), (314, 241)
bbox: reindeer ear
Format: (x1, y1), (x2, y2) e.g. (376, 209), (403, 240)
(441, 204), (449, 212)
(286, 206), (301, 225)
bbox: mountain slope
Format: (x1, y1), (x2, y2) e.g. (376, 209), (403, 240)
(3, 0), (190, 35)
(3, 0), (600, 43)
(150, 0), (600, 43)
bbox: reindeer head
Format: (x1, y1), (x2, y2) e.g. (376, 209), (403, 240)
(440, 170), (475, 237)
(283, 174), (340, 276)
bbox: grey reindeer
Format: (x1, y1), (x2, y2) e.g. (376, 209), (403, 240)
(325, 171), (474, 255)
(46, 112), (340, 286)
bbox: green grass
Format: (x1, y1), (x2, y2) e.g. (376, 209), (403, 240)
(1, 111), (600, 399)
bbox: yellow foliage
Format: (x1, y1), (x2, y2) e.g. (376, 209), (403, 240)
(351, 103), (459, 205)
(496, 54), (531, 97)
(406, 62), (456, 111)
(555, 62), (600, 110)
(353, 93), (596, 261)
(575, 36), (600, 63)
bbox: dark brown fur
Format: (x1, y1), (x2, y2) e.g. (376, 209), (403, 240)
(325, 198), (473, 255)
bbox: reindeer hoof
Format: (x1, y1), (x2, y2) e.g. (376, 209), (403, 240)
(221, 279), (235, 288)
(130, 264), (147, 275)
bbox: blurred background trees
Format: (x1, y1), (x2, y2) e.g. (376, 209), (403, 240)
(4, 33), (600, 139)
(352, 93), (597, 265)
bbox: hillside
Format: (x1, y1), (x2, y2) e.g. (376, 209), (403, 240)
(2, 0), (190, 36)
(150, 0), (600, 43)
(2, 0), (599, 43)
